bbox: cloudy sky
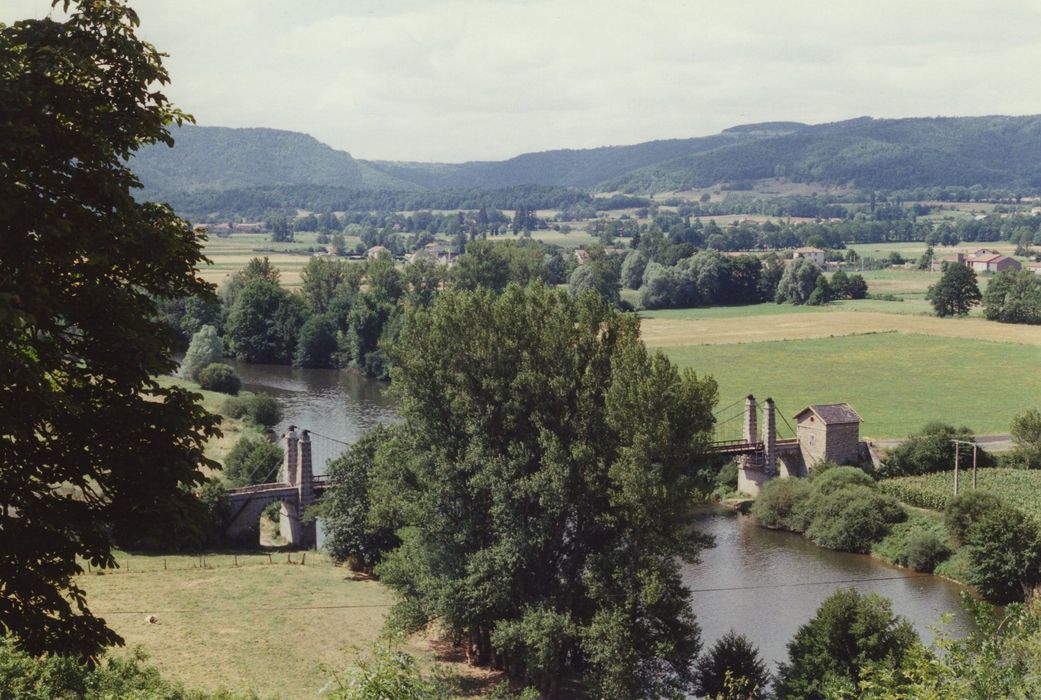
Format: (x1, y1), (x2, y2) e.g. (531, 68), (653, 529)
(6, 0), (1041, 162)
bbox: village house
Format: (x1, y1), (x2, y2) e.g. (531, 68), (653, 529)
(1027, 262), (1041, 276)
(931, 252), (1021, 274)
(573, 249), (591, 265)
(366, 245), (391, 260)
(409, 241), (456, 266)
(792, 246), (825, 266)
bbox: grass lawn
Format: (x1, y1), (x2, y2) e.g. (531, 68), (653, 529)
(77, 553), (394, 697)
(656, 333), (1041, 438)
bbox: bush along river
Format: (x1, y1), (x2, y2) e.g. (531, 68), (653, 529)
(233, 362), (972, 672)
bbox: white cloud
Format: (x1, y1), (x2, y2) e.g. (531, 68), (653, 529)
(4, 0), (1041, 161)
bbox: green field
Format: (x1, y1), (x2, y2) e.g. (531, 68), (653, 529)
(657, 333), (1041, 438)
(878, 469), (1041, 521)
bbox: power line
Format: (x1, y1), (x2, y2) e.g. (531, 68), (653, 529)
(687, 573), (932, 594)
(95, 602), (393, 615)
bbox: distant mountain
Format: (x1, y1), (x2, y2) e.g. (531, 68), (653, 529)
(605, 116), (1041, 192)
(132, 125), (410, 197)
(133, 116), (1041, 211)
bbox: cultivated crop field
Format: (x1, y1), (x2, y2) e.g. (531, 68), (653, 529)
(878, 469), (1041, 519)
(199, 232), (363, 289)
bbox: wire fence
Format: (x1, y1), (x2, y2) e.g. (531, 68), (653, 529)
(76, 549), (339, 576)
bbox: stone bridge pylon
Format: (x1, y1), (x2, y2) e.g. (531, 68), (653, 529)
(224, 426), (330, 548)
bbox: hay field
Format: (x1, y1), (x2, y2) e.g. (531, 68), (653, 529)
(657, 333), (1041, 438)
(78, 554), (393, 697)
(640, 309), (1041, 347)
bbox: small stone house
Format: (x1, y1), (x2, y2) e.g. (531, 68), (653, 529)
(794, 403), (862, 468)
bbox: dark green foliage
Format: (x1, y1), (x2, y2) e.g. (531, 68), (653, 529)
(1008, 408), (1041, 469)
(879, 422), (990, 478)
(803, 485), (906, 553)
(927, 263), (981, 317)
(751, 478), (812, 530)
(805, 275), (833, 306)
(225, 278), (306, 363)
(637, 251), (767, 309)
(964, 503), (1041, 604)
(321, 426), (399, 574)
(902, 530), (951, 573)
(775, 257), (822, 305)
(693, 630), (771, 699)
(982, 269), (1041, 324)
(620, 250), (647, 290)
(0, 0), (222, 659)
(300, 257), (361, 314)
(245, 393), (282, 427)
(373, 284), (718, 697)
(293, 314), (338, 369)
(224, 436), (282, 487)
(754, 468), (904, 554)
(944, 491), (1004, 546)
(196, 363), (241, 395)
(776, 588), (920, 700)
(568, 251), (621, 306)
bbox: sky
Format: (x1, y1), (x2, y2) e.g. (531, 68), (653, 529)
(5, 0), (1041, 162)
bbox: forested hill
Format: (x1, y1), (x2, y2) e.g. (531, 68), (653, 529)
(131, 125), (410, 195)
(134, 116), (1041, 208)
(605, 116), (1041, 192)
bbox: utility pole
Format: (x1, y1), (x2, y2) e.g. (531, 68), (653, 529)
(950, 439), (978, 496)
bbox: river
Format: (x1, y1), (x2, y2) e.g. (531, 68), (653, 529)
(232, 362), (972, 670)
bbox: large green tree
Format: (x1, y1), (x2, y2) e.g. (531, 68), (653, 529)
(0, 0), (219, 659)
(927, 262), (981, 317)
(365, 284), (717, 697)
(776, 588), (920, 699)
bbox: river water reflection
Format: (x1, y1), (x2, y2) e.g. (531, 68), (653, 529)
(233, 363), (972, 670)
(683, 508), (972, 671)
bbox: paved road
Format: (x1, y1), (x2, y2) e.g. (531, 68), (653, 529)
(871, 434), (1013, 452)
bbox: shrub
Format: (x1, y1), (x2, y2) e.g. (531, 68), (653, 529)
(224, 436), (283, 486)
(808, 465), (874, 496)
(196, 362), (241, 395)
(751, 477), (812, 530)
(247, 393), (282, 426)
(879, 422), (992, 478)
(712, 461), (739, 498)
(693, 630), (770, 699)
(903, 530), (951, 573)
(804, 485), (906, 553)
(329, 643), (446, 700)
(944, 491), (1004, 545)
(221, 396), (249, 419)
(293, 313), (338, 369)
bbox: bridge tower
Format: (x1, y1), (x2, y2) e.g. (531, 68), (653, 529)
(762, 397), (777, 476)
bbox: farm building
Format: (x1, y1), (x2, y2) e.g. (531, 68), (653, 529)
(794, 403), (863, 468)
(792, 246), (825, 266)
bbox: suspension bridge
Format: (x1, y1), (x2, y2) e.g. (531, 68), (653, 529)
(224, 427), (348, 548)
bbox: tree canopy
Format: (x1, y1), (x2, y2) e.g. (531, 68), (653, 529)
(331, 284), (718, 697)
(0, 0), (219, 659)
(928, 263), (981, 317)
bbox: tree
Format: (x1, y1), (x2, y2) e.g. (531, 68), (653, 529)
(293, 314), (338, 369)
(878, 422), (990, 478)
(320, 426), (400, 574)
(301, 256), (359, 314)
(982, 269), (1041, 324)
(0, 0), (220, 659)
(775, 257), (822, 305)
(1009, 408), (1041, 469)
(372, 284), (717, 697)
(964, 503), (1041, 604)
(225, 278), (306, 364)
(567, 250), (621, 307)
(776, 588), (920, 699)
(927, 263), (981, 317)
(179, 324), (223, 381)
(224, 436), (283, 487)
(693, 631), (771, 699)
